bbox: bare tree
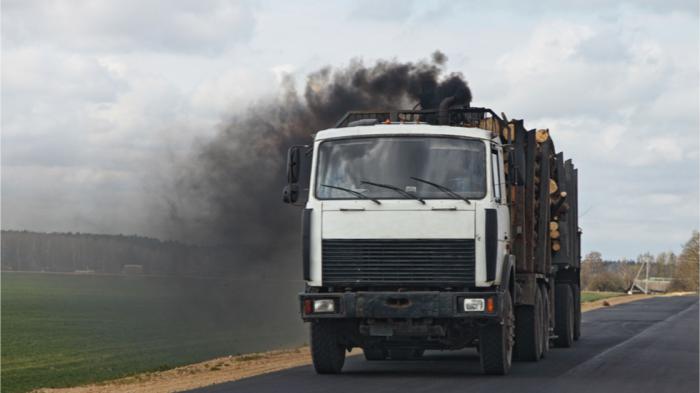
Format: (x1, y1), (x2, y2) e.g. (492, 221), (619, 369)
(671, 231), (699, 291)
(581, 251), (605, 290)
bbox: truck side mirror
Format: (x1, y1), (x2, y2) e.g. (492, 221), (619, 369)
(287, 146), (301, 184)
(283, 184), (299, 204)
(283, 145), (309, 205)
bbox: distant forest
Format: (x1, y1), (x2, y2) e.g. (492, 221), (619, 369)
(580, 231), (699, 292)
(3, 230), (696, 290)
(1, 230), (278, 278)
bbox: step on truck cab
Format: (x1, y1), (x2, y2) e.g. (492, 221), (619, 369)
(283, 104), (581, 375)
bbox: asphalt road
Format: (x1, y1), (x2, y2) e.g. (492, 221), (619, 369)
(189, 295), (699, 393)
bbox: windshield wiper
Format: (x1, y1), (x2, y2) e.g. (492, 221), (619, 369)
(409, 177), (471, 204)
(360, 180), (425, 204)
(320, 184), (381, 205)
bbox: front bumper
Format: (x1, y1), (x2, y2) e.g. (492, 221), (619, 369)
(299, 291), (504, 321)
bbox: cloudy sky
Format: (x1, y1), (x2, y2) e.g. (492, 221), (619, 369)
(2, 0), (698, 259)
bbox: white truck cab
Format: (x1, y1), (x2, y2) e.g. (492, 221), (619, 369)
(303, 124), (510, 289)
(282, 106), (580, 376)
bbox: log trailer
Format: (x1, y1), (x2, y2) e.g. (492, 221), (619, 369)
(282, 101), (581, 375)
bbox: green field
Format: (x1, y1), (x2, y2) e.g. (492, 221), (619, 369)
(1, 273), (629, 393)
(581, 291), (626, 303)
(1, 272), (306, 393)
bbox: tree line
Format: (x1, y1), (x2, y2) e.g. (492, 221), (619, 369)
(581, 231), (699, 292)
(0, 230), (269, 278)
(2, 230), (697, 291)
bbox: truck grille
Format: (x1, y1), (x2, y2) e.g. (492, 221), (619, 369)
(322, 239), (475, 286)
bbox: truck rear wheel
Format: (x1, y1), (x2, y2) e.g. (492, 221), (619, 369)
(540, 285), (550, 356)
(514, 288), (543, 361)
(363, 348), (387, 361)
(310, 321), (345, 374)
(572, 283), (581, 340)
(554, 284), (574, 348)
(479, 290), (514, 375)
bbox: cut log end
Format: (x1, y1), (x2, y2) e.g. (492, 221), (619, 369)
(502, 124), (515, 141)
(552, 241), (561, 252)
(536, 129), (550, 143)
(549, 221), (559, 231)
(549, 179), (558, 194)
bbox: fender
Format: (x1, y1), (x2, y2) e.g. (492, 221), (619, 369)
(500, 254), (516, 303)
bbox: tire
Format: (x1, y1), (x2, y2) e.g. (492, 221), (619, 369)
(310, 321), (345, 374)
(389, 349), (413, 360)
(540, 285), (550, 356)
(514, 288), (543, 361)
(479, 290), (515, 375)
(363, 348), (387, 361)
(572, 283), (581, 340)
(554, 284), (574, 348)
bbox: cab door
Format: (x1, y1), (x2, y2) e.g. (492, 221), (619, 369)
(488, 146), (510, 283)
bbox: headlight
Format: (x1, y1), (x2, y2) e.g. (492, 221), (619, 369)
(313, 299), (336, 313)
(463, 298), (485, 312)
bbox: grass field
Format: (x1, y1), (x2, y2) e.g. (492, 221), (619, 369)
(2, 273), (629, 393)
(581, 291), (626, 303)
(1, 272), (306, 393)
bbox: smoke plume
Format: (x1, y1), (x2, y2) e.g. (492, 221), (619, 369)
(167, 51), (472, 270)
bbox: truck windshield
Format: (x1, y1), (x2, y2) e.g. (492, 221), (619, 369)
(316, 136), (486, 200)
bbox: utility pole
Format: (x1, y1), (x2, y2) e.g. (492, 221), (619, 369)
(630, 259), (650, 294)
(644, 259), (650, 294)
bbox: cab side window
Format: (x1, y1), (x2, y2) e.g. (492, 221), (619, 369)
(491, 149), (502, 203)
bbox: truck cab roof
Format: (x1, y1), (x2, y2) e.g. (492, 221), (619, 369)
(314, 124), (495, 142)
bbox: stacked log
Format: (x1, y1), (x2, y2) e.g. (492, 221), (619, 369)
(551, 191), (568, 217)
(502, 123), (516, 142)
(532, 127), (555, 273)
(499, 116), (580, 275)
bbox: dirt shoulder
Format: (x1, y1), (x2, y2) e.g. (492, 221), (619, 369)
(35, 292), (694, 393)
(581, 291), (695, 312)
(581, 293), (650, 312)
(34, 348), (362, 393)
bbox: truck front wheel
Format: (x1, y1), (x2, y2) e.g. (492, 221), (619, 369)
(310, 321), (346, 374)
(479, 290), (514, 375)
(514, 288), (543, 361)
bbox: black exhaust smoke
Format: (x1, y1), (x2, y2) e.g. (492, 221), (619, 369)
(164, 51), (472, 273)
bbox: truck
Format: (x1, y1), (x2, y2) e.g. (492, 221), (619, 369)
(282, 100), (581, 375)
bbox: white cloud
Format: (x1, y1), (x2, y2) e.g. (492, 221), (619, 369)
(189, 67), (278, 118)
(2, 0), (256, 55)
(498, 22), (595, 79)
(1, 0), (697, 259)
